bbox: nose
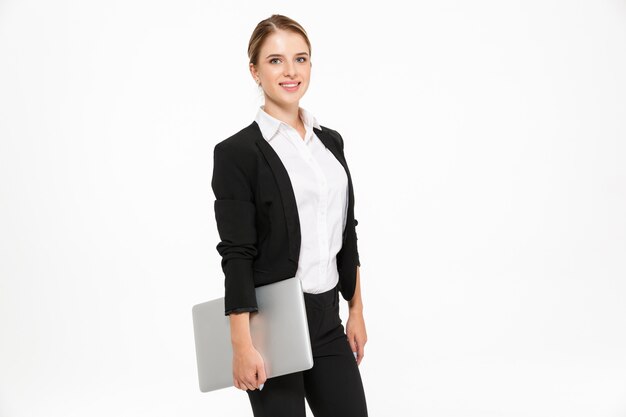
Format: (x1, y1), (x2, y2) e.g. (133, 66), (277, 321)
(284, 60), (297, 77)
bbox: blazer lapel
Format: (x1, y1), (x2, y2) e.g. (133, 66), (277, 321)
(251, 121), (301, 263)
(248, 121), (355, 264)
(314, 126), (355, 244)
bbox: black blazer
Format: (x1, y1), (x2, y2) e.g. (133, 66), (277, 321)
(211, 120), (361, 315)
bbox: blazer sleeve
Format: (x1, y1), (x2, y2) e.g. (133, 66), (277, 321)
(211, 142), (259, 316)
(334, 130), (361, 268)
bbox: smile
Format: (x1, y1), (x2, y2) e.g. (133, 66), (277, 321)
(279, 82), (301, 92)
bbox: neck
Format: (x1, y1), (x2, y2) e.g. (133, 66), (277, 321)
(263, 101), (303, 131)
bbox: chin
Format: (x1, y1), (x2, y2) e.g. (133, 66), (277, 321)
(278, 95), (302, 104)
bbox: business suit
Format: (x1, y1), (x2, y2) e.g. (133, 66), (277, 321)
(212, 118), (368, 416)
(211, 120), (361, 316)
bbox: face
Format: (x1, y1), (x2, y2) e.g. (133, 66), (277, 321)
(250, 29), (311, 108)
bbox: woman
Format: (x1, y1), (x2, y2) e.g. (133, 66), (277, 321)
(211, 14), (368, 417)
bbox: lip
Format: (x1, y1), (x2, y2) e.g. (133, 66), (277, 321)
(279, 81), (301, 92)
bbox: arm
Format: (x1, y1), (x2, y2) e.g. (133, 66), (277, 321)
(228, 311), (267, 391)
(346, 265), (367, 366)
(333, 128), (362, 269)
(211, 142), (259, 316)
(229, 311), (253, 348)
(212, 141), (267, 391)
(337, 131), (367, 363)
(348, 265), (363, 314)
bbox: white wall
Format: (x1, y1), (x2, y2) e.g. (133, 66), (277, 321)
(1, 1), (625, 416)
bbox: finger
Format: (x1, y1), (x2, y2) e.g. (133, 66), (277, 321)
(247, 373), (260, 390)
(257, 362), (267, 386)
(358, 338), (365, 357)
(236, 374), (254, 391)
(357, 344), (365, 365)
(238, 379), (252, 391)
(242, 380), (257, 391)
(347, 334), (357, 355)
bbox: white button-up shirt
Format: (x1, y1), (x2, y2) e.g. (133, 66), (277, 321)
(255, 105), (349, 294)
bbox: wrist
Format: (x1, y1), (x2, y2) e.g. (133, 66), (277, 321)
(349, 304), (363, 314)
(231, 338), (253, 351)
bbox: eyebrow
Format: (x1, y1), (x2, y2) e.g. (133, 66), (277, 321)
(265, 52), (309, 59)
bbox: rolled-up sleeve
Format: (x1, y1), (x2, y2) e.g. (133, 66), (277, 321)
(211, 142), (259, 316)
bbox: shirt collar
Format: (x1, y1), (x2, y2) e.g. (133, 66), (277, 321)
(255, 105), (322, 143)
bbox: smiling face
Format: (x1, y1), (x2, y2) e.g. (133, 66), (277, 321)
(250, 29), (312, 108)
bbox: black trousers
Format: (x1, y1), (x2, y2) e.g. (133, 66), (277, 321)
(246, 284), (369, 417)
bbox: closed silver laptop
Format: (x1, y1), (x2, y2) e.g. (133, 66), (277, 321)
(192, 277), (314, 392)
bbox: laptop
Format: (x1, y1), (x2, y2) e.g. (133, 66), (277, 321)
(192, 277), (314, 392)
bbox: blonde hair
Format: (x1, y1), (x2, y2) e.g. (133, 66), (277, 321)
(248, 14), (312, 67)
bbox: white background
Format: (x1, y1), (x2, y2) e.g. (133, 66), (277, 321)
(1, 1), (625, 416)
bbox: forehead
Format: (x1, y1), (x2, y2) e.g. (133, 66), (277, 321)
(260, 30), (309, 56)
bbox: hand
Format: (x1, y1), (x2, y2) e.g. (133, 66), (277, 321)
(232, 344), (267, 391)
(346, 310), (367, 366)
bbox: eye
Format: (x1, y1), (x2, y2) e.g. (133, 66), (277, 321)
(297, 57), (307, 63)
(270, 58), (281, 64)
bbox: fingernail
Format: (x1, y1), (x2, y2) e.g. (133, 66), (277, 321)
(259, 383), (264, 390)
(353, 351), (357, 360)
